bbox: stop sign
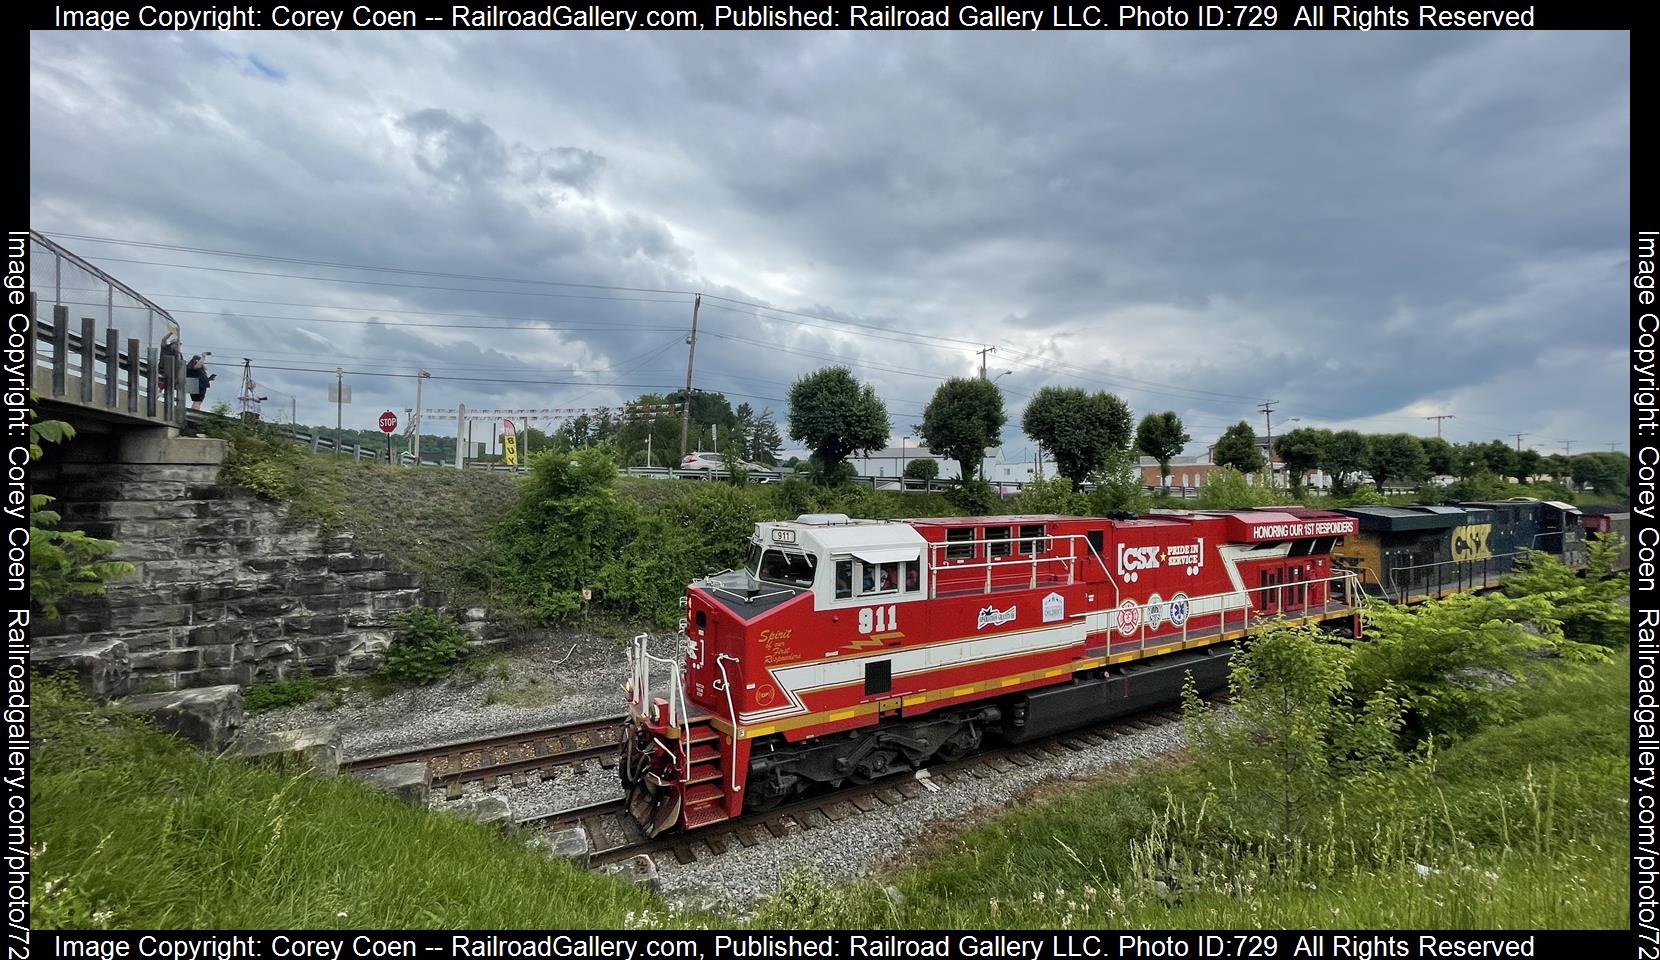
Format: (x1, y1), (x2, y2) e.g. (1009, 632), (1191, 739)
(378, 410), (398, 434)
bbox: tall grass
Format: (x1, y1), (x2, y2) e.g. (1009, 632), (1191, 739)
(31, 677), (674, 929)
(755, 654), (1630, 930)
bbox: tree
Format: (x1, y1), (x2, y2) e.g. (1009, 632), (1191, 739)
(1449, 442), (1486, 480)
(917, 377), (1006, 482)
(1512, 449), (1542, 485)
(1212, 421), (1265, 476)
(1134, 411), (1191, 485)
(903, 457), (939, 482)
(747, 409), (784, 466)
(1321, 430), (1370, 496)
(1364, 433), (1429, 491)
(1477, 439), (1517, 481)
(1272, 427), (1329, 496)
(729, 403), (757, 460)
(1571, 452), (1629, 497)
(1020, 387), (1134, 490)
(786, 366), (891, 483)
(1420, 436), (1455, 478)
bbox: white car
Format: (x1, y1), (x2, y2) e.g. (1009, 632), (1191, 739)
(680, 452), (766, 473)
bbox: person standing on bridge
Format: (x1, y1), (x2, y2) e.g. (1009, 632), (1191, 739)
(185, 353), (214, 410)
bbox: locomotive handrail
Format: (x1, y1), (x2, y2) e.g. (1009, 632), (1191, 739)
(714, 654), (744, 793)
(1076, 570), (1362, 653)
(1356, 565), (1396, 604)
(1383, 544), (1559, 600)
(924, 532), (1121, 610)
(627, 634), (692, 780)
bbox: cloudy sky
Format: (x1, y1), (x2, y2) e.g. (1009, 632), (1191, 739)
(29, 30), (1629, 462)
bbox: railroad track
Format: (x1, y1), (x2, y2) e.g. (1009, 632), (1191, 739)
(343, 715), (627, 799)
(519, 706), (1189, 869)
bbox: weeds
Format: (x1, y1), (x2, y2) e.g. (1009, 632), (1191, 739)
(244, 677), (321, 713)
(380, 608), (470, 686)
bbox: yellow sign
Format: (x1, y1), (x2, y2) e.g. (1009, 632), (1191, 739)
(1451, 523), (1492, 561)
(502, 434), (518, 466)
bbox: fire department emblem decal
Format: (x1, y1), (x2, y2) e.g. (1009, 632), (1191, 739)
(1042, 592), (1064, 623)
(1116, 599), (1141, 636)
(977, 605), (1017, 630)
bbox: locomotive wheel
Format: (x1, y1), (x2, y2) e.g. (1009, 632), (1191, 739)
(935, 725), (982, 763)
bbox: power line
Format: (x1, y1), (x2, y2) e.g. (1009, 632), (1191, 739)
(49, 231), (988, 350)
(52, 297), (684, 334)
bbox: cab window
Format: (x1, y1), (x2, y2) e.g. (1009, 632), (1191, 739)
(833, 558), (854, 599)
(861, 561), (902, 595)
(756, 548), (817, 587)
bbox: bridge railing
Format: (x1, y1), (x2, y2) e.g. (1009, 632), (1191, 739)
(31, 292), (187, 426)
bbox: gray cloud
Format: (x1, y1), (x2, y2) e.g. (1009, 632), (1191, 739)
(28, 30), (1628, 458)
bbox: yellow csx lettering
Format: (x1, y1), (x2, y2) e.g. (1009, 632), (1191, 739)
(1452, 524), (1493, 560)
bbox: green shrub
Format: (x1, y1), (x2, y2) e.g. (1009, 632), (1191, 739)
(1503, 539), (1630, 648)
(29, 413), (134, 618)
(479, 448), (639, 622)
(244, 677), (321, 712)
(903, 458), (939, 482)
(1195, 467), (1276, 509)
(381, 608), (470, 685)
(945, 479), (998, 516)
(1008, 475), (1085, 515)
(1350, 592), (1607, 742)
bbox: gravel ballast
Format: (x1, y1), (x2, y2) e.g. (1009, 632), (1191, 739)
(243, 631), (637, 759)
(246, 626), (1196, 916)
(646, 716), (1192, 914)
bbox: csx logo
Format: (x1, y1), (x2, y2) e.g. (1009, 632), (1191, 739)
(1118, 544), (1161, 583)
(1452, 523), (1493, 561)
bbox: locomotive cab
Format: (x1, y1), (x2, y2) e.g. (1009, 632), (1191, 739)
(622, 515), (934, 835)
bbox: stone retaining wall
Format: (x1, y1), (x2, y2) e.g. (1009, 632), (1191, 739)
(34, 459), (447, 698)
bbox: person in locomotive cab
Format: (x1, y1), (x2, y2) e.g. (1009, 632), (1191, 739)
(905, 562), (919, 592)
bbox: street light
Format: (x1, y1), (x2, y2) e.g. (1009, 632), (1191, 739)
(991, 370), (1013, 385)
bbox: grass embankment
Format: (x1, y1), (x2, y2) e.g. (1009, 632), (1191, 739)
(756, 653), (1629, 929)
(30, 677), (670, 929)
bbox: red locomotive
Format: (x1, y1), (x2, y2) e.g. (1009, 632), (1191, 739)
(621, 509), (1362, 836)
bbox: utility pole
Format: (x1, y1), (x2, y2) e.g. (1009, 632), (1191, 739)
(1559, 440), (1574, 457)
(413, 369), (430, 464)
(1512, 433), (1528, 451)
(678, 294), (701, 458)
(1609, 443), (1621, 452)
(333, 367), (344, 458)
(1425, 414), (1454, 438)
(1257, 400), (1278, 480)
(977, 346), (996, 379)
(454, 403), (466, 469)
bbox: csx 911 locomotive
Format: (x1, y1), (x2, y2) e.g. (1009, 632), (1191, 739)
(622, 508), (1368, 836)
